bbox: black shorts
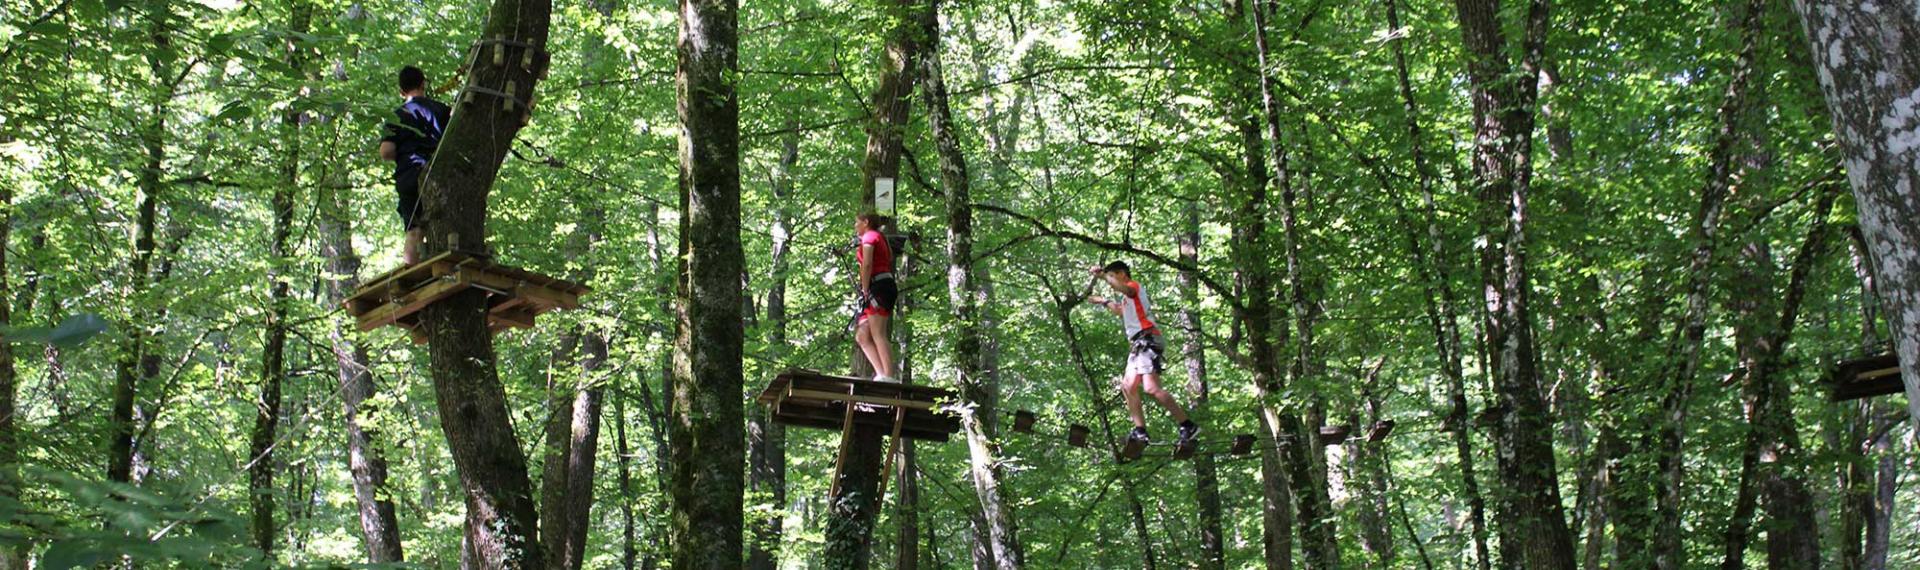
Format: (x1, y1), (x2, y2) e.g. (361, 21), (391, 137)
(395, 167), (424, 231)
(861, 277), (898, 321)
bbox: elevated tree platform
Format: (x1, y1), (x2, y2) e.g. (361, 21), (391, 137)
(1827, 351), (1905, 401)
(344, 250), (590, 343)
(756, 369), (960, 442)
(759, 369), (959, 505)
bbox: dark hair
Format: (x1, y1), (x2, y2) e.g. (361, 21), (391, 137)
(1103, 260), (1130, 275)
(398, 66), (428, 93)
(857, 211), (893, 231)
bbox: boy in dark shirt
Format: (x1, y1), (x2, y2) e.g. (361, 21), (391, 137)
(376, 66), (452, 264)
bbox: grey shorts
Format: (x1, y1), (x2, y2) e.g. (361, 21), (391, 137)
(1126, 331), (1165, 376)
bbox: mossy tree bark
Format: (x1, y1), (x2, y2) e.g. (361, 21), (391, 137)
(667, 0), (746, 567)
(1790, 0), (1920, 429)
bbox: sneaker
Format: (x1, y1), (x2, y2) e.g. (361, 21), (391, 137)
(874, 374), (897, 383)
(1177, 420), (1200, 443)
(1121, 426), (1150, 460)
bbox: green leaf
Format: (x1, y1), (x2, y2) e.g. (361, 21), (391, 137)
(40, 540), (105, 570)
(212, 101), (254, 123)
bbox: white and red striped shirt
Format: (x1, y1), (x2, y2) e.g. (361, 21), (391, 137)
(1119, 281), (1156, 338)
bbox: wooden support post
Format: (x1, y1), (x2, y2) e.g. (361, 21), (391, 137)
(828, 383), (859, 498)
(873, 406), (907, 512)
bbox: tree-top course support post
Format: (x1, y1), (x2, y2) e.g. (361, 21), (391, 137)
(411, 0), (553, 564)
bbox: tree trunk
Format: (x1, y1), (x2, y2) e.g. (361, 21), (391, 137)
(1384, 0), (1491, 565)
(414, 0), (554, 564)
(667, 0), (746, 567)
(749, 128), (799, 570)
(0, 138), (18, 569)
(825, 0), (918, 565)
(1248, 2), (1336, 566)
(1789, 0), (1920, 429)
(925, 2), (1022, 566)
(315, 7), (404, 562)
(1648, 4), (1767, 567)
(1449, 0), (1577, 567)
(109, 4), (176, 487)
(249, 5), (312, 557)
(540, 330), (606, 570)
(1180, 196), (1226, 570)
(321, 170), (405, 564)
(1225, 41), (1294, 565)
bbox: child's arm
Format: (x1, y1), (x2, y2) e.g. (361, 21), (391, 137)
(1085, 296), (1122, 316)
(858, 243), (875, 291)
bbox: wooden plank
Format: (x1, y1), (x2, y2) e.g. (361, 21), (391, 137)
(489, 306), (537, 329)
(785, 388), (938, 410)
(770, 404), (956, 441)
(354, 275), (470, 332)
(348, 251), (469, 309)
(463, 268), (584, 309)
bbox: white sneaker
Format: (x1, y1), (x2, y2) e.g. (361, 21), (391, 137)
(874, 374), (897, 383)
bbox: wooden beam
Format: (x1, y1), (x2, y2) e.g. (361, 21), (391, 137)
(354, 275), (470, 332)
(785, 388), (939, 410)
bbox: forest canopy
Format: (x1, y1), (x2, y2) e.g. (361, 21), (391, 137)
(0, 0), (1914, 568)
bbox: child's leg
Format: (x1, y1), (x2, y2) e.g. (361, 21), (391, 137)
(856, 318), (883, 375)
(1140, 373), (1189, 424)
(404, 228), (424, 264)
(1121, 373), (1147, 428)
(869, 314), (894, 378)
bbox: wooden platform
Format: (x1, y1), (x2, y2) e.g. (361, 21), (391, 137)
(757, 369), (961, 442)
(1828, 352), (1907, 401)
(344, 251), (590, 343)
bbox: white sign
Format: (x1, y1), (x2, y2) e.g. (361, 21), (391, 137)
(875, 177), (896, 214)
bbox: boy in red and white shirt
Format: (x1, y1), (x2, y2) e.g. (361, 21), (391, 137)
(1086, 261), (1196, 456)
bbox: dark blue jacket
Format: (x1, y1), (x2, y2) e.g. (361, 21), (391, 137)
(381, 96), (452, 172)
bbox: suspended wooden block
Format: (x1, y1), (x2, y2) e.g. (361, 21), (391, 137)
(1231, 434), (1256, 455)
(1012, 410), (1037, 434)
(754, 369), (959, 442)
(1067, 424), (1091, 448)
(1828, 352), (1905, 401)
(344, 250), (589, 343)
(1366, 420), (1397, 443)
(1317, 424), (1350, 446)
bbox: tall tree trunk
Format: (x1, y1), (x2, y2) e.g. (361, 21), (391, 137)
(668, 0), (746, 568)
(1650, 4), (1766, 567)
(414, 0), (553, 563)
(319, 6), (404, 561)
(613, 391), (638, 570)
(1180, 196), (1226, 570)
(1224, 30), (1294, 562)
(749, 128), (798, 570)
(825, 0), (918, 565)
(1384, 0), (1491, 565)
(1449, 0), (1577, 567)
(109, 2), (177, 487)
(1788, 0), (1920, 428)
(0, 139), (18, 570)
(1249, 2), (1336, 566)
(250, 5), (312, 556)
(924, 2), (1022, 566)
(540, 329), (606, 570)
(321, 155), (405, 564)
